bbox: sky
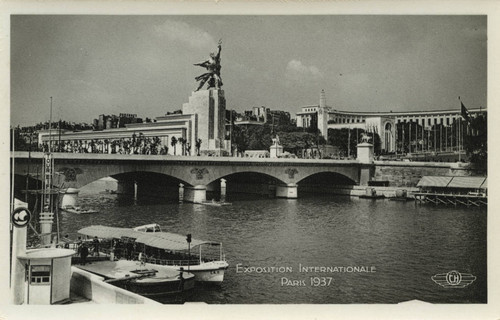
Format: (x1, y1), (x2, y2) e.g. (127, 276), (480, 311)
(10, 15), (487, 126)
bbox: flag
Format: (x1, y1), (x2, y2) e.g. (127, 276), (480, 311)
(461, 101), (470, 122)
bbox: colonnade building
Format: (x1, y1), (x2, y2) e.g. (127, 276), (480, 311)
(296, 90), (486, 153)
(38, 89), (230, 156)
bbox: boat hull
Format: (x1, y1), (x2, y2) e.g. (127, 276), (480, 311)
(121, 274), (195, 296)
(173, 261), (229, 283)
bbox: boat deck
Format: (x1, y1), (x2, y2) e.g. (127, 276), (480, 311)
(76, 260), (184, 280)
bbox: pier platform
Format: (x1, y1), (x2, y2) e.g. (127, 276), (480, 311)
(414, 192), (487, 206)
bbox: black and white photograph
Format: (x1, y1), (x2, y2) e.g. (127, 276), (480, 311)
(2, 1), (498, 319)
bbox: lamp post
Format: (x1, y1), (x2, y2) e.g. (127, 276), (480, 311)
(186, 234), (192, 271)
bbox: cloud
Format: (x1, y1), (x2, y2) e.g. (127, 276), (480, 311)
(285, 60), (323, 83)
(154, 20), (216, 49)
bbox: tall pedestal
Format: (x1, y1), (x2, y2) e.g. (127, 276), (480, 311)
(270, 145), (284, 158)
(357, 143), (375, 186)
(276, 183), (298, 199)
(357, 142), (374, 163)
(182, 89), (227, 154)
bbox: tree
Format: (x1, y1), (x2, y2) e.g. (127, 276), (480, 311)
(328, 128), (381, 158)
(277, 132), (315, 156)
(171, 136), (177, 155)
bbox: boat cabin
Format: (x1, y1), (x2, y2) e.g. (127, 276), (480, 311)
(17, 248), (75, 304)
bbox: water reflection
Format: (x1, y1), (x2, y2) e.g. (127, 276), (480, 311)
(60, 192), (486, 304)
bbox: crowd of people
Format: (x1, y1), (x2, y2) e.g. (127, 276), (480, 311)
(41, 133), (172, 155)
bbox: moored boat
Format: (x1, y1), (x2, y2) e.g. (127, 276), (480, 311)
(61, 205), (98, 214)
(199, 200), (232, 207)
(78, 224), (229, 283)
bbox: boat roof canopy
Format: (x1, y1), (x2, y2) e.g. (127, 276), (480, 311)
(78, 225), (219, 251)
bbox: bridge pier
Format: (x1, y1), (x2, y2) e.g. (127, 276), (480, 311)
(59, 188), (79, 208)
(116, 180), (135, 195)
(276, 183), (298, 199)
(184, 185), (207, 203)
(179, 183), (184, 203)
(220, 179), (227, 203)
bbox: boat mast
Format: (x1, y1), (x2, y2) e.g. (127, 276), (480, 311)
(49, 97), (52, 153)
(40, 97), (57, 246)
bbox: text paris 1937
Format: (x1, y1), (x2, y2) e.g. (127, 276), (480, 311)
(281, 277), (333, 287)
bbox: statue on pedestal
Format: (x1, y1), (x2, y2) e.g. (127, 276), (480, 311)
(272, 135), (281, 146)
(194, 39), (223, 91)
(360, 132), (372, 143)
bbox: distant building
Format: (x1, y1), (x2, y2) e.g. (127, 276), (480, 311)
(234, 106), (292, 127)
(296, 90), (487, 153)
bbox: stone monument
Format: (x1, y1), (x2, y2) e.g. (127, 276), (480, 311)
(357, 133), (374, 163)
(270, 135), (283, 158)
(182, 40), (227, 154)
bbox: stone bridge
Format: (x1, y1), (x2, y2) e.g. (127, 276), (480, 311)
(12, 152), (374, 202)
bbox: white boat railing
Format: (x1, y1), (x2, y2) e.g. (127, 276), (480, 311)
(144, 257), (217, 266)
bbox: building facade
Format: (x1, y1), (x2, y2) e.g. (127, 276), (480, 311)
(296, 91), (486, 153)
(39, 89), (230, 156)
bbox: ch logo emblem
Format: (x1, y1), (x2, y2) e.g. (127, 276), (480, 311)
(432, 270), (476, 288)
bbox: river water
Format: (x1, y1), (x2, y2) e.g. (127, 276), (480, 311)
(59, 191), (486, 304)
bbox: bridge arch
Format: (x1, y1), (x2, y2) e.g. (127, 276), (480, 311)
(53, 162), (194, 189)
(206, 171), (287, 198)
(296, 171), (357, 186)
(206, 170), (287, 187)
(296, 171), (357, 195)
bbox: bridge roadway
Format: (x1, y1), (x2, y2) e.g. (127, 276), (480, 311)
(12, 151), (373, 201)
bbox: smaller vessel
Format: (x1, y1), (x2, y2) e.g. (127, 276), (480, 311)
(359, 187), (385, 199)
(78, 224), (229, 283)
(61, 205), (98, 214)
(199, 200), (232, 207)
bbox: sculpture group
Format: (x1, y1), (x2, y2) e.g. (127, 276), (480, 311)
(194, 39), (223, 91)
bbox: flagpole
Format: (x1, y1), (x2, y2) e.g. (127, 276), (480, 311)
(347, 128), (351, 158)
(458, 118), (461, 162)
(440, 123), (442, 152)
(395, 123), (398, 156)
(445, 125), (448, 152)
(49, 97), (53, 153)
(402, 123), (405, 155)
(409, 120), (412, 154)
